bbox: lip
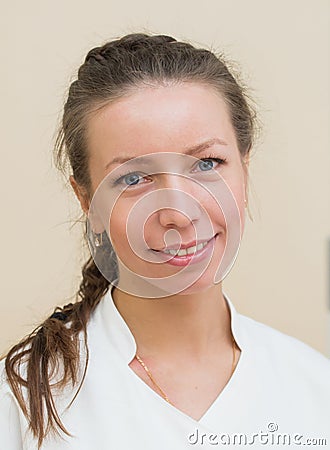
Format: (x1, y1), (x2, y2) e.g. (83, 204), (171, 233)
(150, 233), (219, 267)
(152, 237), (216, 252)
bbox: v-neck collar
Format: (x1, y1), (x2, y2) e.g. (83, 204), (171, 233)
(95, 283), (246, 366)
(92, 283), (248, 428)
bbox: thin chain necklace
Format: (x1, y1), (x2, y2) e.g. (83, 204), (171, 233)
(135, 337), (237, 407)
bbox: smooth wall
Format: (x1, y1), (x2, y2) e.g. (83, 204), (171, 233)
(1, 0), (329, 356)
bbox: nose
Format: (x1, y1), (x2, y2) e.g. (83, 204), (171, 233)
(156, 176), (202, 228)
(158, 206), (196, 228)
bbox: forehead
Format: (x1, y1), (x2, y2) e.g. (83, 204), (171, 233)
(86, 83), (237, 175)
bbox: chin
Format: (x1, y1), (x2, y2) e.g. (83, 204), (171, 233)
(172, 273), (220, 296)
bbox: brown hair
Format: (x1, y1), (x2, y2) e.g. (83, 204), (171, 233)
(1, 32), (258, 448)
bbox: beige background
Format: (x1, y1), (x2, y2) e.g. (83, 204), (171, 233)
(0, 0), (329, 357)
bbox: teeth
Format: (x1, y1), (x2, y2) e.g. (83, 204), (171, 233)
(162, 241), (208, 256)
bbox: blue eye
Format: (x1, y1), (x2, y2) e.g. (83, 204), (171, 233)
(122, 173), (141, 186)
(111, 156), (227, 188)
(112, 171), (149, 188)
(196, 157), (226, 172)
(198, 159), (215, 171)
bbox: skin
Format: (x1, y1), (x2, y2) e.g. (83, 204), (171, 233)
(70, 82), (250, 419)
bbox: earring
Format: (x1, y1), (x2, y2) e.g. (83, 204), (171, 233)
(85, 218), (105, 253)
(93, 231), (103, 247)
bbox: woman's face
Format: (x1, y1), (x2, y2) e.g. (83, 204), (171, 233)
(74, 82), (249, 295)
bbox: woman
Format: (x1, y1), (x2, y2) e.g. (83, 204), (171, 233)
(0, 33), (329, 450)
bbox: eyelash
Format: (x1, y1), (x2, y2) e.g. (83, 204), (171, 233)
(112, 153), (227, 187)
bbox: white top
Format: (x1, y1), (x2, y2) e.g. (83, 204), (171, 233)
(1, 288), (330, 449)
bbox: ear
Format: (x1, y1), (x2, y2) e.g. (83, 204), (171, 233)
(69, 175), (105, 234)
(242, 154), (250, 202)
(69, 175), (90, 215)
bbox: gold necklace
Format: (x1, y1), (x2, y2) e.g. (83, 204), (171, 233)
(135, 337), (237, 407)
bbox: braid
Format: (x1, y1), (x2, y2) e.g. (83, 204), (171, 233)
(84, 33), (178, 63)
(3, 255), (111, 448)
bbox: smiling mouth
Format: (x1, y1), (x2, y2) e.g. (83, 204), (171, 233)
(152, 234), (219, 257)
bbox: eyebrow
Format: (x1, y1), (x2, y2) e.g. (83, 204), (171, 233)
(104, 138), (228, 171)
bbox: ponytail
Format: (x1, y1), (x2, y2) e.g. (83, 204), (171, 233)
(2, 255), (110, 448)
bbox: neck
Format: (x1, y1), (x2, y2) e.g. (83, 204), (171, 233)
(112, 282), (233, 362)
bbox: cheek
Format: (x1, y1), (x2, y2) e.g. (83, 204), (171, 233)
(109, 205), (129, 250)
(198, 179), (245, 221)
(109, 200), (150, 255)
(227, 182), (246, 238)
(207, 173), (246, 239)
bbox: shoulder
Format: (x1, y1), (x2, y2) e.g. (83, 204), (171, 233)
(237, 312), (330, 384)
(0, 356), (8, 387)
(0, 354), (22, 398)
(0, 350), (29, 410)
(0, 357), (25, 449)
